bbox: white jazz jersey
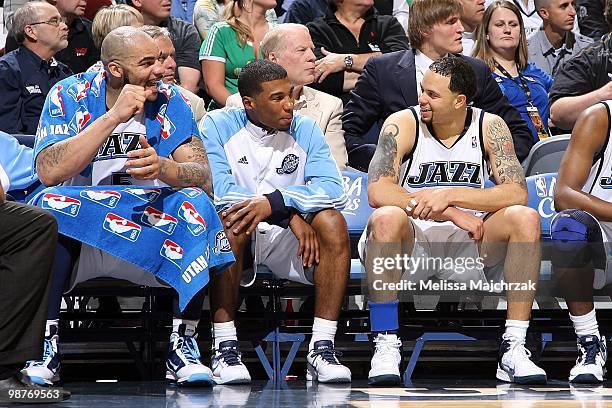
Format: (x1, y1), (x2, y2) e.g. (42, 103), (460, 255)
(400, 107), (488, 196)
(582, 101), (612, 244)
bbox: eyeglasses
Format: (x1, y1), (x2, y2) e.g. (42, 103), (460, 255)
(29, 17), (66, 27)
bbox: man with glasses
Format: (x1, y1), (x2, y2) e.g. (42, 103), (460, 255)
(0, 1), (72, 134)
(5, 0), (99, 75)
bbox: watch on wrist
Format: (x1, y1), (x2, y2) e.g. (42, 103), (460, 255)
(344, 54), (354, 71)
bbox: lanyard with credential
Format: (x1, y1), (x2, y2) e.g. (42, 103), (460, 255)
(494, 61), (550, 139)
(494, 61), (535, 107)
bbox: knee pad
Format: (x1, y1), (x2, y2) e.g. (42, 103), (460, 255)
(550, 209), (604, 268)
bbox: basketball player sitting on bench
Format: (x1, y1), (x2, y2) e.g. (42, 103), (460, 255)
(362, 55), (545, 385)
(549, 102), (611, 384)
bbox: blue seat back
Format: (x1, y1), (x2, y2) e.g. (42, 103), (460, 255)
(525, 172), (558, 240)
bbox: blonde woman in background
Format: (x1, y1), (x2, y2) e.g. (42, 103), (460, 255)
(199, 0), (276, 109)
(87, 4), (144, 72)
(192, 0), (276, 40)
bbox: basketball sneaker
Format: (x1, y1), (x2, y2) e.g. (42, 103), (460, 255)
(306, 340), (351, 383)
(166, 324), (213, 386)
(569, 335), (607, 383)
(368, 333), (402, 386)
(21, 324), (60, 386)
(496, 333), (547, 384)
(211, 340), (251, 384)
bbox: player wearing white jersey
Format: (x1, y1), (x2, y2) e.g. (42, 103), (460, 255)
(550, 101), (612, 383)
(363, 55), (545, 385)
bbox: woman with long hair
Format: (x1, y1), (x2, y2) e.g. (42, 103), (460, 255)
(199, 0), (276, 109)
(473, 0), (552, 141)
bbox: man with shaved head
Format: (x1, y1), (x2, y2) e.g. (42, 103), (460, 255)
(528, 0), (592, 76)
(23, 25), (231, 387)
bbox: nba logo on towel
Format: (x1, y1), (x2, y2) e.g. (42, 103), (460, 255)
(160, 239), (183, 267)
(67, 80), (90, 102)
(103, 213), (141, 242)
(80, 190), (121, 208)
(41, 193), (81, 217)
(178, 201), (206, 236)
(125, 188), (161, 202)
(535, 176), (547, 197)
(68, 106), (92, 133)
(178, 187), (203, 198)
(156, 104), (176, 139)
(49, 85), (65, 117)
(141, 206), (178, 235)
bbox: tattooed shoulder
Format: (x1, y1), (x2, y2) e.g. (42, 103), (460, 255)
(368, 122), (401, 184)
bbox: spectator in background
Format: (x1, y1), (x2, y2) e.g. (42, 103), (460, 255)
(306, 0), (410, 105)
(92, 4), (144, 49)
(199, 0), (276, 109)
(193, 0), (277, 40)
(129, 0), (202, 94)
(576, 0), (611, 40)
(460, 0), (486, 55)
(142, 25), (207, 121)
(87, 4), (144, 72)
(527, 0), (592, 77)
(0, 2), (72, 134)
(5, 0), (100, 74)
(486, 0), (543, 36)
(547, 0), (612, 130)
(342, 0), (533, 172)
(473, 0), (552, 141)
(226, 24), (348, 169)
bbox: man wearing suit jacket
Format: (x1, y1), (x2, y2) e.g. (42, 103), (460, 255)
(225, 23), (348, 170)
(343, 0), (534, 171)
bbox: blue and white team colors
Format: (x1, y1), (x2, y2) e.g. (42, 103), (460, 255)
(358, 107), (489, 285)
(200, 107), (347, 213)
(199, 107), (347, 285)
(32, 71), (234, 310)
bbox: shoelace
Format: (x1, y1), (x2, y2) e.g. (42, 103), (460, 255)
(374, 336), (402, 359)
(177, 336), (201, 364)
(506, 338), (533, 362)
(311, 347), (343, 365)
(580, 340), (601, 365)
(218, 346), (242, 366)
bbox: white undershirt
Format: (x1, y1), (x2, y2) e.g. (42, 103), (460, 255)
(414, 50), (436, 97)
(462, 31), (476, 57)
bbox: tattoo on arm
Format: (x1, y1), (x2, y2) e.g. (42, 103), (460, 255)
(36, 142), (70, 183)
(175, 137), (213, 193)
(487, 117), (527, 190)
(368, 123), (400, 184)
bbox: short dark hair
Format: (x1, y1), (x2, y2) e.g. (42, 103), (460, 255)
(238, 59), (288, 98)
(428, 55), (477, 103)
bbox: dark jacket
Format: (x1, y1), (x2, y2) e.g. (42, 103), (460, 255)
(342, 49), (534, 171)
(549, 34), (612, 108)
(576, 0), (611, 41)
(306, 8), (410, 105)
(0, 46), (72, 134)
